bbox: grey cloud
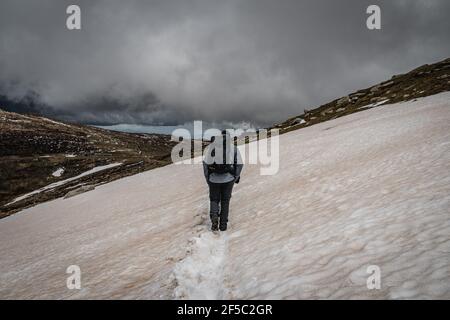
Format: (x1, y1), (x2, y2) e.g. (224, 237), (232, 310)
(0, 0), (449, 126)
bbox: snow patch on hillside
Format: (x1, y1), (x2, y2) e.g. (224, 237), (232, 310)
(52, 168), (65, 177)
(358, 99), (390, 110)
(39, 117), (71, 127)
(6, 163), (122, 206)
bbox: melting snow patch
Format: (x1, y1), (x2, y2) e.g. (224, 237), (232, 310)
(293, 117), (306, 125)
(8, 119), (31, 123)
(6, 163), (122, 206)
(39, 117), (70, 127)
(52, 168), (65, 177)
(173, 232), (229, 300)
(358, 99), (390, 110)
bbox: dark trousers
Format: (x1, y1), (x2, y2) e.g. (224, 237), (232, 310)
(208, 181), (234, 225)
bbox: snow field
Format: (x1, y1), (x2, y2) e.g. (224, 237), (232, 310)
(0, 93), (449, 299)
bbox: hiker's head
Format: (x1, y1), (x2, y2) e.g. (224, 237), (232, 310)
(221, 129), (234, 143)
(209, 130), (227, 142)
(210, 130), (231, 148)
(210, 130), (228, 143)
(206, 129), (237, 164)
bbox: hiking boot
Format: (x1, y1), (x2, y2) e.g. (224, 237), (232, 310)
(219, 222), (228, 232)
(210, 213), (219, 231)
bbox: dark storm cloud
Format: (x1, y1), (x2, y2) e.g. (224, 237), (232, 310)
(0, 0), (449, 126)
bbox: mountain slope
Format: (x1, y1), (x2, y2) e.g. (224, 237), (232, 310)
(271, 57), (450, 134)
(1, 92), (449, 299)
(0, 110), (177, 217)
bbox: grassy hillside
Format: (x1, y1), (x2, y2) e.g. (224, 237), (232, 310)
(271, 58), (450, 134)
(0, 111), (177, 218)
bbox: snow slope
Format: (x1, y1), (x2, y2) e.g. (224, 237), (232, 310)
(1, 93), (449, 299)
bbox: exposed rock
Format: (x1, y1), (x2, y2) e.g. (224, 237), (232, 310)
(370, 85), (381, 93)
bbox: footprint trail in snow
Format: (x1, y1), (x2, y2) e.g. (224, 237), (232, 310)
(173, 231), (229, 299)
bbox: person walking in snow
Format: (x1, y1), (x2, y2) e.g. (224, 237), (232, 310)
(203, 130), (243, 232)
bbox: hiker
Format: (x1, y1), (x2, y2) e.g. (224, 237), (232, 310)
(203, 130), (243, 232)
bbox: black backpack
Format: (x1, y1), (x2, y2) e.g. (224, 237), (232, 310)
(208, 140), (237, 175)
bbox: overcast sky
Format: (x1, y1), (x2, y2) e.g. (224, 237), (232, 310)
(0, 0), (449, 126)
